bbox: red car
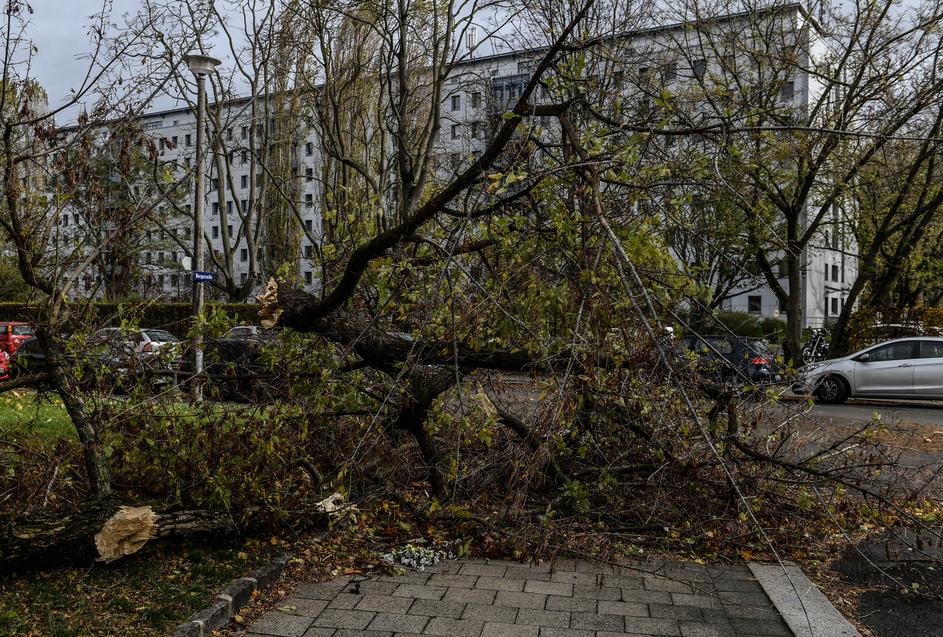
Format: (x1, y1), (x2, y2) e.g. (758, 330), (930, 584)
(0, 322), (33, 355)
(0, 323), (32, 380)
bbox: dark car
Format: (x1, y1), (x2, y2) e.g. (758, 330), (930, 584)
(677, 334), (779, 385)
(8, 336), (172, 392)
(178, 337), (279, 402)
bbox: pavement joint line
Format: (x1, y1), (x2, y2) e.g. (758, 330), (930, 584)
(748, 561), (862, 637)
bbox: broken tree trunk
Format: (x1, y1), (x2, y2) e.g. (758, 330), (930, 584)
(0, 499), (328, 572)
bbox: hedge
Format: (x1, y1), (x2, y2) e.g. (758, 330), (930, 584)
(0, 302), (262, 339)
(712, 310), (787, 341)
(847, 306), (943, 351)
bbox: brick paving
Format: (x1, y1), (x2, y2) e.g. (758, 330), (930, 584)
(244, 558), (793, 636)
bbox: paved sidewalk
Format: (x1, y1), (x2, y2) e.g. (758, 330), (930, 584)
(242, 557), (812, 637)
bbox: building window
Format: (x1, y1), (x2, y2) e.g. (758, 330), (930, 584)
(663, 62), (677, 82)
(305, 167), (313, 181)
(171, 251), (178, 263)
(304, 219), (313, 233)
(241, 149), (248, 163)
(748, 295), (762, 314)
(471, 122), (479, 138)
(226, 128), (233, 141)
(240, 272), (248, 284)
(305, 193), (313, 208)
(240, 199), (248, 211)
(305, 142), (314, 156)
(692, 59), (706, 79)
(171, 135), (178, 146)
(471, 92), (481, 108)
(145, 252), (151, 265)
(241, 125), (248, 140)
(212, 226), (219, 239)
(241, 248), (248, 262)
(73, 214), (79, 225)
(451, 124), (459, 140)
(227, 200), (233, 215)
(212, 202), (219, 215)
(831, 264), (839, 282)
(780, 81), (795, 102)
(831, 297), (839, 315)
(241, 175), (248, 189)
(824, 266), (829, 282)
(185, 134), (192, 146)
(304, 271), (313, 285)
(451, 94), (461, 111)
(158, 252), (165, 265)
(305, 245), (313, 258)
(227, 224), (233, 237)
(171, 274), (179, 288)
(62, 214), (68, 226)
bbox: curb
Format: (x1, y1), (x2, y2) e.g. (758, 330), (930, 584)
(749, 561), (862, 637)
(170, 556), (290, 637)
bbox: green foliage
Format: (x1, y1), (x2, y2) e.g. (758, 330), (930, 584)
(0, 257), (31, 301)
(848, 305), (943, 351)
(711, 311), (785, 340)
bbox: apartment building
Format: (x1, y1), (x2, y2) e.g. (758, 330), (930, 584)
(57, 3), (854, 326)
(56, 95), (324, 300)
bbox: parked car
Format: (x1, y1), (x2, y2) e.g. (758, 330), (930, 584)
(7, 336), (130, 389)
(0, 322), (33, 355)
(178, 337), (278, 402)
(677, 334), (780, 385)
(9, 329), (179, 391)
(223, 325), (278, 341)
(793, 337), (943, 404)
(88, 327), (180, 356)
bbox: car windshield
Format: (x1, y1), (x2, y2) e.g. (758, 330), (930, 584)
(748, 340), (773, 355)
(145, 329), (177, 342)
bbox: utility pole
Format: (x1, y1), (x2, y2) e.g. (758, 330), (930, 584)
(184, 53), (220, 402)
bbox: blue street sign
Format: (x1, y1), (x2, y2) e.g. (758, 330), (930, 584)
(193, 271), (215, 282)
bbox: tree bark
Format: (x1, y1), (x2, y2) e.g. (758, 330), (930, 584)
(0, 500), (328, 572)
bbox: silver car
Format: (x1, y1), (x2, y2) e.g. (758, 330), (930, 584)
(794, 337), (943, 404)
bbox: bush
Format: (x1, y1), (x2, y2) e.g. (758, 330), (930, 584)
(705, 311), (786, 341)
(713, 311), (761, 337)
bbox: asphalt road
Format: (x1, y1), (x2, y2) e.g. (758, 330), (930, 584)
(799, 399), (943, 428)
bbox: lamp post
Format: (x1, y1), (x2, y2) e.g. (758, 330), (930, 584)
(184, 53), (220, 402)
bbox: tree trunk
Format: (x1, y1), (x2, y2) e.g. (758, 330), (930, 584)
(783, 244), (803, 364)
(36, 326), (112, 499)
(0, 500), (328, 572)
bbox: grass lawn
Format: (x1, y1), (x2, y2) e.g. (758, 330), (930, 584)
(0, 390), (74, 440)
(0, 392), (300, 635)
(0, 538), (281, 636)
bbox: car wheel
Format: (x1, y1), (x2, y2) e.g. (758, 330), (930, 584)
(815, 376), (848, 404)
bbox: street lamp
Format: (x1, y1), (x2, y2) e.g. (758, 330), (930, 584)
(184, 53), (220, 402)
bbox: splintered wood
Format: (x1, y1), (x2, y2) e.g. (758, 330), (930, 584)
(93, 506), (158, 562)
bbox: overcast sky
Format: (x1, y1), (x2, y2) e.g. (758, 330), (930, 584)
(30, 0), (142, 112)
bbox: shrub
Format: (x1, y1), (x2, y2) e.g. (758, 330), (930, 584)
(713, 311), (761, 337)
